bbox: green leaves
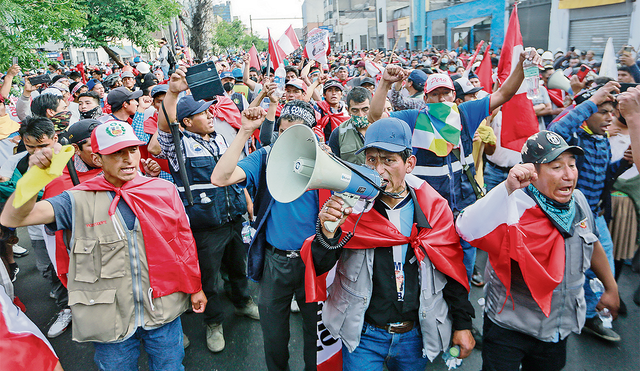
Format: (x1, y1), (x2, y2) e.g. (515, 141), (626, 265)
(212, 20), (267, 54)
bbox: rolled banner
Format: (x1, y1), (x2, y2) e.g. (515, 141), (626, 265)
(13, 145), (75, 208)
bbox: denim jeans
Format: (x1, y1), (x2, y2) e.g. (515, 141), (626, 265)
(161, 65), (169, 80)
(342, 322), (428, 371)
(93, 317), (185, 371)
(484, 161), (510, 192)
(584, 215), (615, 318)
(461, 238), (476, 281)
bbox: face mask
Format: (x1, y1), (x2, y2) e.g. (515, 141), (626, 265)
(51, 110), (72, 131)
(250, 76), (258, 82)
(223, 82), (234, 92)
(351, 115), (369, 129)
(441, 58), (449, 64)
(448, 65), (457, 72)
(81, 106), (101, 119)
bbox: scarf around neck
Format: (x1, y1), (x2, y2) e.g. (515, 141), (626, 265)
(527, 184), (575, 235)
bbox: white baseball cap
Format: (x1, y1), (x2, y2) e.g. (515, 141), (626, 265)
(91, 121), (145, 155)
(424, 73), (455, 93)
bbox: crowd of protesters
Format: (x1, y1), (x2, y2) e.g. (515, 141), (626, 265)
(1, 34), (640, 371)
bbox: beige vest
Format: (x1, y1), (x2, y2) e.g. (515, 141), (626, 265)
(66, 190), (189, 343)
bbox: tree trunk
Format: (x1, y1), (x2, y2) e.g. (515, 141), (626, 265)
(102, 45), (124, 67)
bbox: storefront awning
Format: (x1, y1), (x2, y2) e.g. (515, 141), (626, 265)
(452, 17), (490, 30)
(109, 46), (131, 58)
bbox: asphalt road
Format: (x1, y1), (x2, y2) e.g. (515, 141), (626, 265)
(11, 228), (640, 371)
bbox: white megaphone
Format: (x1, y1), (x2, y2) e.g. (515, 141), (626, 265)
(547, 69), (572, 93)
(266, 124), (381, 232)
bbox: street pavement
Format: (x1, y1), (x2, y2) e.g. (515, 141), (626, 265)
(11, 228), (640, 371)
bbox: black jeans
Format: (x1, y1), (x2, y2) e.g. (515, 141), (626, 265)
(192, 219), (250, 325)
(482, 313), (567, 371)
(258, 246), (319, 371)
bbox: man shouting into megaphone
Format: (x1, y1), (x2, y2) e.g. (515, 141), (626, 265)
(300, 117), (475, 371)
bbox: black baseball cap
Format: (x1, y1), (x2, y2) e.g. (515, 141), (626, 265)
(521, 130), (584, 164)
(63, 119), (101, 144)
(177, 95), (213, 124)
(323, 79), (344, 94)
(107, 87), (143, 112)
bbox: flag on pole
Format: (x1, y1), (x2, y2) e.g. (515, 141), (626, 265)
(477, 44), (493, 93)
(268, 29), (286, 69)
(496, 4), (538, 152)
(248, 44), (260, 69)
(278, 25), (301, 56)
(599, 37), (618, 79)
(412, 103), (462, 157)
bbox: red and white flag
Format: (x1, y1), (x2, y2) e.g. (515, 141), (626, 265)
(456, 184), (566, 317)
(248, 44), (261, 69)
(278, 25), (301, 56)
(0, 285), (59, 370)
(317, 269), (342, 371)
(477, 44), (493, 93)
(268, 29), (286, 70)
(496, 4), (538, 152)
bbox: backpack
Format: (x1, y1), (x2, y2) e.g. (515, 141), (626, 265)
(167, 48), (176, 69)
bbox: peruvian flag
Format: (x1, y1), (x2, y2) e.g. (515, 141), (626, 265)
(456, 183), (566, 317)
(248, 44), (261, 69)
(477, 44), (493, 93)
(278, 25), (301, 56)
(496, 4), (538, 152)
(0, 285), (59, 370)
(268, 29), (286, 70)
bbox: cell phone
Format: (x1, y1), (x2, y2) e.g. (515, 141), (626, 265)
(185, 61), (224, 101)
(622, 45), (634, 56)
(576, 65), (591, 82)
(619, 83), (639, 93)
(12, 57), (18, 65)
(29, 74), (51, 86)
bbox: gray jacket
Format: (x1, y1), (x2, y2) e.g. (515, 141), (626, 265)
(322, 238), (452, 361)
(484, 189), (596, 342)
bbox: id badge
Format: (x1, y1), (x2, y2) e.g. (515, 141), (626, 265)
(395, 269), (405, 301)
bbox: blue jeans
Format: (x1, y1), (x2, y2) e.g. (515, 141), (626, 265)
(484, 161), (510, 192)
(93, 317), (185, 371)
(461, 238), (476, 281)
(584, 215), (615, 318)
(161, 65), (169, 80)
(343, 322), (428, 371)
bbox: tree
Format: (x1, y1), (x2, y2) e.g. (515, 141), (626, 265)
(178, 0), (213, 61)
(0, 0), (87, 70)
(211, 19), (267, 54)
(81, 0), (181, 67)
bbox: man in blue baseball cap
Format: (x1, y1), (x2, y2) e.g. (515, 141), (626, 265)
(220, 71), (248, 112)
(307, 117), (475, 371)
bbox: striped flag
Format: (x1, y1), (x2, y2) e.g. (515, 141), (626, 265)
(456, 183), (566, 316)
(412, 102), (461, 157)
(496, 4), (538, 152)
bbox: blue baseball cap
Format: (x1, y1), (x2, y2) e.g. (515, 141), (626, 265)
(150, 84), (168, 97)
(219, 71), (233, 80)
(177, 95), (213, 124)
(355, 117), (412, 154)
(232, 68), (243, 81)
(408, 69), (428, 90)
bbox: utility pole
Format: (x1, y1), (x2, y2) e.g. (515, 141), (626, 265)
(250, 15), (253, 36)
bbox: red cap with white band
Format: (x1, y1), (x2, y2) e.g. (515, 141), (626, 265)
(424, 73), (455, 94)
(91, 121), (145, 155)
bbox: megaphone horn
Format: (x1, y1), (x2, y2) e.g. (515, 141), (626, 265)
(547, 70), (572, 93)
(266, 124), (381, 232)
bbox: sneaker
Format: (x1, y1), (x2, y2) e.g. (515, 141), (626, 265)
(582, 316), (621, 342)
(47, 309), (72, 338)
(49, 290), (56, 299)
(183, 333), (190, 349)
(206, 323), (225, 353)
(12, 245), (29, 258)
(8, 263), (18, 283)
(235, 298), (260, 320)
(291, 296), (300, 313)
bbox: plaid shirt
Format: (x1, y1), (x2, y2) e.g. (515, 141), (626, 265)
(549, 100), (625, 215)
(388, 84), (426, 111)
(156, 129), (223, 173)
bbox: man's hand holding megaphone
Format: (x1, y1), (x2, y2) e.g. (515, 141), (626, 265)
(319, 195), (353, 239)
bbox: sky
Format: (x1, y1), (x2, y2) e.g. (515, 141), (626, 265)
(227, 0), (305, 40)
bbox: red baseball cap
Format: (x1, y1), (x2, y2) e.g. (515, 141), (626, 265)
(91, 121), (145, 155)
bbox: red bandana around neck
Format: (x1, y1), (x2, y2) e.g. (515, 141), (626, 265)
(209, 95), (242, 129)
(316, 100), (349, 135)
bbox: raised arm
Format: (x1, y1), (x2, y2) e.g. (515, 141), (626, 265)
(210, 107), (266, 186)
(0, 65), (20, 100)
(157, 66), (190, 134)
(242, 54), (258, 91)
(618, 85), (640, 165)
(369, 64), (407, 123)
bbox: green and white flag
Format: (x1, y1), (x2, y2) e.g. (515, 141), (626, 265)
(412, 102), (461, 157)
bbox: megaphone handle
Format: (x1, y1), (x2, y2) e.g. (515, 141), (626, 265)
(323, 193), (360, 233)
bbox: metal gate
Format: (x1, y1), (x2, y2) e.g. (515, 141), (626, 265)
(568, 16), (631, 55)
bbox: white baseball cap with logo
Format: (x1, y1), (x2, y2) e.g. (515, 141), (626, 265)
(424, 73), (455, 93)
(91, 121), (145, 155)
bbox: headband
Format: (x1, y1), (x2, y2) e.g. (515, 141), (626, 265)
(280, 104), (315, 127)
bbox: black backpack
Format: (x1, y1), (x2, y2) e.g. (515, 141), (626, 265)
(167, 48), (176, 69)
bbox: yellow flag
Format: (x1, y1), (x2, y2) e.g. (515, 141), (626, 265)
(13, 145), (75, 208)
